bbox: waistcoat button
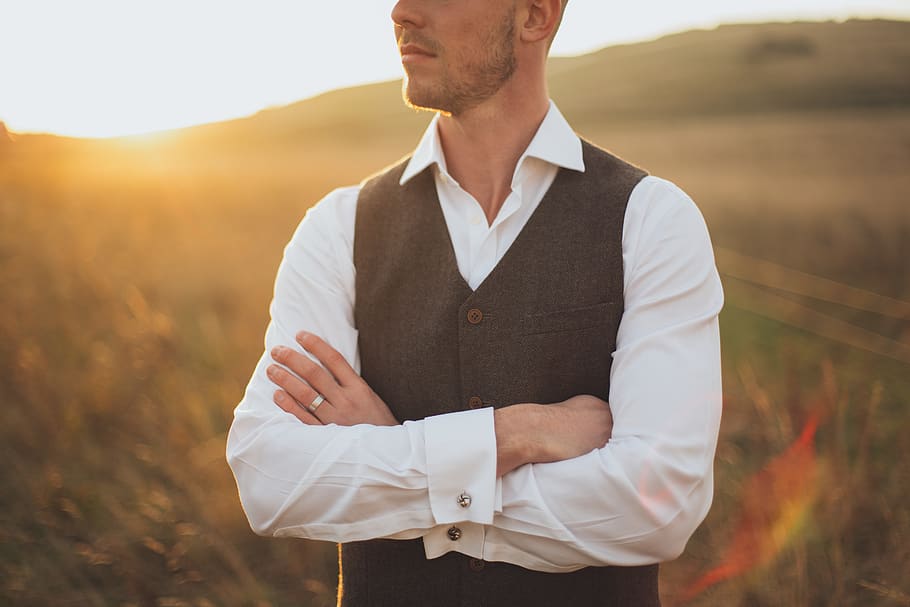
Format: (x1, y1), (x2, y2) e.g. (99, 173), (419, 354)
(469, 558), (486, 572)
(447, 526), (462, 541)
(467, 308), (484, 324)
(468, 396), (483, 409)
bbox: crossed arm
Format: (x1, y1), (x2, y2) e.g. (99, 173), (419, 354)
(268, 332), (614, 477)
(226, 177), (723, 570)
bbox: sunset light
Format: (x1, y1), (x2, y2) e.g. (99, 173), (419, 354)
(1, 0), (909, 137)
(3, 1), (909, 604)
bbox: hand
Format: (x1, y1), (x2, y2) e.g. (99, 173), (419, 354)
(495, 395), (613, 476)
(267, 332), (399, 427)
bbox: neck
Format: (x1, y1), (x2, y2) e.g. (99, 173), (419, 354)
(436, 78), (550, 224)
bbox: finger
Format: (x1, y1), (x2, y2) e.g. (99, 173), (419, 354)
(273, 390), (323, 425)
(271, 346), (343, 404)
(296, 332), (360, 387)
(267, 363), (339, 423)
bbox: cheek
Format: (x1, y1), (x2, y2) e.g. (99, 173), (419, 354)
(447, 19), (484, 52)
(446, 32), (483, 67)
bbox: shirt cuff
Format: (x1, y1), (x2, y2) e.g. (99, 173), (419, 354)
(423, 522), (485, 561)
(424, 408), (497, 525)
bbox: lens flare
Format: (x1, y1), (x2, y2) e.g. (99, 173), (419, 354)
(679, 412), (822, 603)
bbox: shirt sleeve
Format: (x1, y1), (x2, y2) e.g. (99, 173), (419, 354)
(225, 187), (498, 541)
(426, 177), (724, 570)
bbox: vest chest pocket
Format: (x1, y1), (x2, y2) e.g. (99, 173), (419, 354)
(520, 301), (621, 336)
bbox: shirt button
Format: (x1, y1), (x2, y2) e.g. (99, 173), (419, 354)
(457, 492), (472, 508)
(469, 558), (486, 572)
(447, 526), (462, 541)
(468, 396), (483, 410)
(467, 308), (483, 325)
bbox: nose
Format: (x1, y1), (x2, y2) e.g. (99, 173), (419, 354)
(391, 0), (424, 30)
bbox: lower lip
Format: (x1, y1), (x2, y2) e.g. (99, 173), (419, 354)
(401, 53), (434, 65)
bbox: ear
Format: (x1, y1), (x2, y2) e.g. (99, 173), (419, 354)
(519, 0), (562, 45)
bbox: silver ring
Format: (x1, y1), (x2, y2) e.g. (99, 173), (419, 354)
(307, 394), (326, 414)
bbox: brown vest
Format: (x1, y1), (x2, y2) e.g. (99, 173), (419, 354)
(346, 140), (659, 606)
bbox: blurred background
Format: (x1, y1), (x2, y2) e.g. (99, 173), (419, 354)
(1, 2), (909, 605)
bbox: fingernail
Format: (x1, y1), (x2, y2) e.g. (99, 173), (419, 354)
(296, 331), (309, 344)
(267, 364), (277, 378)
(274, 390), (285, 403)
(271, 346), (283, 359)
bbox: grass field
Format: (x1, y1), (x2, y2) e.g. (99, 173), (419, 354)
(2, 19), (909, 607)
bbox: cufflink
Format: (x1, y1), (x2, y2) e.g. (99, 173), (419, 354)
(447, 526), (462, 541)
(457, 492), (472, 508)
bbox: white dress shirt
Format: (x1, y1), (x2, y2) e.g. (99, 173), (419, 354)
(226, 102), (724, 571)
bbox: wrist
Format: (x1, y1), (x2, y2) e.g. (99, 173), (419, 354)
(493, 404), (537, 476)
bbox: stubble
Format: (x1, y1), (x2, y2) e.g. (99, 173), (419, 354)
(402, 11), (517, 116)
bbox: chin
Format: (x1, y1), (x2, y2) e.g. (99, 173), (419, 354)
(401, 81), (452, 115)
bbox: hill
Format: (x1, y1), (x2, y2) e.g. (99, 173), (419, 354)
(167, 18), (910, 148)
(3, 19), (908, 155)
(548, 19), (910, 127)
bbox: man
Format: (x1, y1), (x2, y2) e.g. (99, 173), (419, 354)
(227, 1), (723, 605)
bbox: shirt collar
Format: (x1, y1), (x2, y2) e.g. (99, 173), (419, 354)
(399, 101), (585, 186)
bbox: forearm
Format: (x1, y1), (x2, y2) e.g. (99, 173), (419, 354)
(494, 396), (613, 477)
(489, 430), (717, 568)
(438, 394), (719, 569)
(429, 390), (718, 570)
(227, 351), (499, 539)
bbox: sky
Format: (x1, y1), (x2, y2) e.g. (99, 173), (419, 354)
(1, 0), (908, 138)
